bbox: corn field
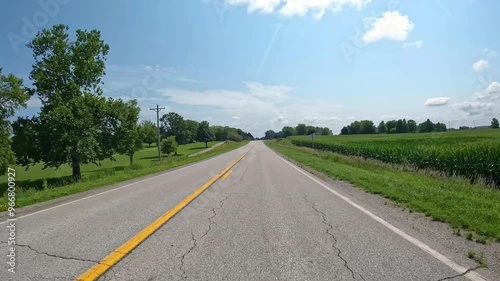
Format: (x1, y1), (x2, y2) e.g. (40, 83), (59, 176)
(289, 130), (500, 187)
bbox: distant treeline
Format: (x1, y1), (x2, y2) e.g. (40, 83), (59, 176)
(264, 124), (332, 139)
(341, 117), (499, 135)
(340, 119), (447, 135)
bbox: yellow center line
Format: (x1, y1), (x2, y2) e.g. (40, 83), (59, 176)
(220, 170), (232, 181)
(75, 150), (250, 281)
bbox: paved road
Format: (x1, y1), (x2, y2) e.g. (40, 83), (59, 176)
(0, 141), (497, 280)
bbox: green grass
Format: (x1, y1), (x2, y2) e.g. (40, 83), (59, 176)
(290, 129), (500, 187)
(1, 141), (218, 184)
(266, 140), (500, 241)
(0, 141), (247, 211)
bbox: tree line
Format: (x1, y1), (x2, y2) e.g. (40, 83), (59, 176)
(340, 117), (499, 135)
(264, 124), (331, 139)
(340, 118), (448, 135)
(0, 24), (252, 181)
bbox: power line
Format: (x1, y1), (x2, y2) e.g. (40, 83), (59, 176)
(150, 104), (165, 162)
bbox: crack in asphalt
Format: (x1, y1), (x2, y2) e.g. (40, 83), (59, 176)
(179, 192), (233, 280)
(0, 241), (120, 281)
(301, 196), (366, 281)
(436, 266), (482, 281)
(0, 241), (98, 264)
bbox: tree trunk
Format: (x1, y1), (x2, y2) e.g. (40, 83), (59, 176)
(205, 141), (208, 148)
(72, 161), (81, 182)
(129, 154), (133, 166)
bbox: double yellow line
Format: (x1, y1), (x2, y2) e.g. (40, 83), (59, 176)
(76, 152), (247, 281)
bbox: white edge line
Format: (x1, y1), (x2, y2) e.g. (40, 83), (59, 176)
(266, 146), (486, 281)
(0, 146), (249, 225)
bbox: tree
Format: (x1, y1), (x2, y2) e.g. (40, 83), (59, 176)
(360, 120), (376, 134)
(0, 68), (30, 175)
(386, 120), (397, 133)
(161, 136), (178, 156)
(296, 123), (307, 135)
(419, 119), (435, 133)
(433, 122), (447, 132)
(282, 126), (295, 137)
(12, 24), (111, 181)
(377, 121), (386, 134)
(11, 116), (40, 169)
(227, 131), (243, 141)
(111, 99), (142, 165)
(265, 130), (275, 140)
(196, 121), (214, 148)
(210, 126), (226, 141)
(185, 119), (199, 143)
(492, 118), (499, 129)
(321, 127), (331, 135)
(340, 126), (349, 135)
(306, 126), (316, 135)
(402, 119), (409, 133)
(140, 120), (157, 147)
(407, 120), (417, 133)
(395, 119), (405, 133)
(160, 112), (189, 144)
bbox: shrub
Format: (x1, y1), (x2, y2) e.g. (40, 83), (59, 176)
(161, 136), (178, 155)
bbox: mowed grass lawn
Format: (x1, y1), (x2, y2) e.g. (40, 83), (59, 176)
(1, 141), (218, 184)
(0, 140), (248, 210)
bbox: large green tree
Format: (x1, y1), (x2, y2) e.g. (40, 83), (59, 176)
(377, 121), (386, 134)
(11, 24), (112, 181)
(419, 119), (435, 133)
(295, 123), (307, 135)
(281, 126), (295, 137)
(185, 119), (199, 143)
(140, 120), (157, 147)
(160, 112), (190, 144)
(360, 120), (375, 134)
(110, 99), (142, 165)
(265, 130), (275, 140)
(196, 120), (214, 148)
(0, 68), (30, 175)
(407, 119), (417, 133)
(491, 118), (499, 129)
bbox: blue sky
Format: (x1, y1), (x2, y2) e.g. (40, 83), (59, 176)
(1, 0), (499, 136)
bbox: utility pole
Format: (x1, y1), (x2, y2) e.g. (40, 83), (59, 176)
(150, 104), (165, 162)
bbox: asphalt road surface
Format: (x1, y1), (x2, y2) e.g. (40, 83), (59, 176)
(1, 141), (497, 280)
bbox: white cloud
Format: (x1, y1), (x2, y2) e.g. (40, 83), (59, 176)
(402, 40), (423, 48)
(483, 48), (497, 57)
(226, 0), (371, 19)
(226, 0), (281, 14)
(451, 101), (494, 116)
(473, 81), (500, 102)
(472, 60), (489, 72)
(160, 82), (343, 136)
(425, 97), (451, 106)
(362, 11), (414, 43)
